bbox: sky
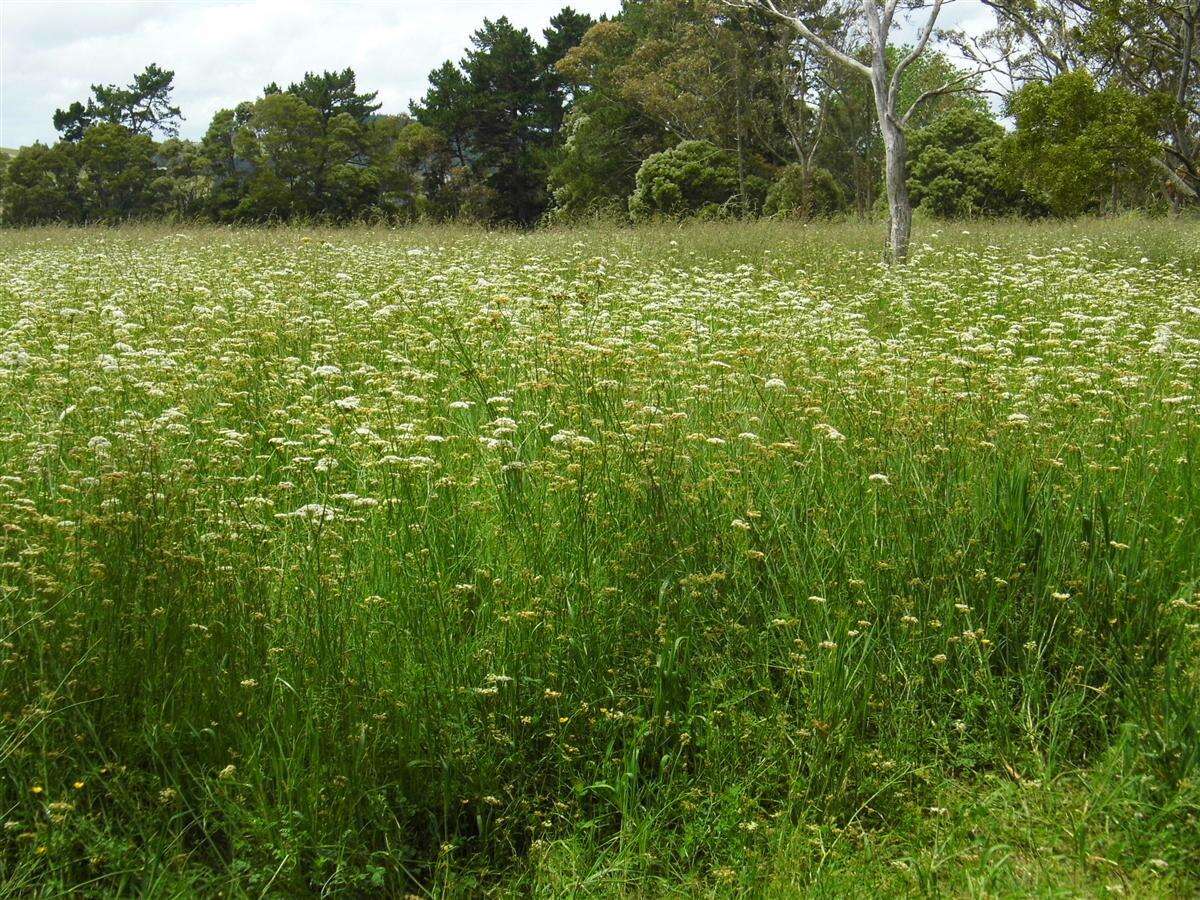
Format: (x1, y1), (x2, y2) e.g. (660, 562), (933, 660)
(0, 0), (994, 149)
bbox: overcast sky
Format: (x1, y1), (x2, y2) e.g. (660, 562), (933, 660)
(0, 0), (994, 149)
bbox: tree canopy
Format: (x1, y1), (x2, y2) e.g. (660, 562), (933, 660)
(54, 64), (183, 141)
(6, 1), (1197, 227)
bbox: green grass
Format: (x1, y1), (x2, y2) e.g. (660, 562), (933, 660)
(0, 218), (1198, 895)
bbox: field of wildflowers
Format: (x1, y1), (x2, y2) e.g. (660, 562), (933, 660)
(1, 220), (1198, 895)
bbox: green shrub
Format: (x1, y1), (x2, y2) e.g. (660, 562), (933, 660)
(628, 140), (741, 221)
(1, 143), (82, 226)
(764, 165), (846, 219)
(908, 108), (1042, 218)
(1006, 71), (1165, 216)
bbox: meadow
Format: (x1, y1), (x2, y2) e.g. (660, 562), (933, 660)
(0, 219), (1198, 896)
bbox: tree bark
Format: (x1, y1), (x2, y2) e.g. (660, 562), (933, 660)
(735, 51), (749, 216)
(1155, 155), (1198, 212)
(881, 121), (912, 261)
(873, 43), (911, 261)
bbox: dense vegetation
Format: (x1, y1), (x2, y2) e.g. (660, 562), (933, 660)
(0, 219), (1197, 894)
(1, 0), (1198, 893)
(1, 0), (1196, 227)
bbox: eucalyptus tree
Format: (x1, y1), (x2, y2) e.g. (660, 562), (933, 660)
(728, 1), (978, 261)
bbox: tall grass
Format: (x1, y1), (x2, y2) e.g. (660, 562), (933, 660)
(0, 219), (1198, 894)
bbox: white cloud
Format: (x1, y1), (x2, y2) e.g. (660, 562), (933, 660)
(0, 0), (621, 147)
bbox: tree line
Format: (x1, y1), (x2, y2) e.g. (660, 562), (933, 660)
(1, 0), (1196, 231)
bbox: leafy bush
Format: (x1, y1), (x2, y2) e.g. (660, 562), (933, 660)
(907, 108), (1041, 218)
(1007, 71), (1165, 216)
(548, 106), (667, 223)
(2, 125), (160, 226)
(628, 140), (741, 221)
(763, 165), (846, 218)
(1, 143), (82, 226)
(76, 123), (159, 223)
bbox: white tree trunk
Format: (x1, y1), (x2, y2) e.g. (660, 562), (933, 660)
(872, 45), (911, 262)
(733, 0), (945, 262)
(881, 118), (912, 262)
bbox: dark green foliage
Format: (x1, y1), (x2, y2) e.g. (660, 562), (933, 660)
(411, 10), (593, 223)
(115, 63), (184, 136)
(986, 0), (1198, 202)
(267, 70), (384, 217)
(11, 62), (444, 227)
(151, 138), (211, 221)
(29, 42), (569, 228)
(459, 18), (554, 224)
(763, 165), (846, 218)
(367, 118), (447, 220)
(547, 19), (669, 220)
(1, 143), (82, 224)
(51, 102), (93, 143)
(232, 93), (328, 220)
(907, 108), (1042, 218)
(413, 62), (475, 168)
(197, 77), (441, 223)
(742, 173), (771, 214)
(55, 64), (182, 140)
(1007, 71), (1167, 216)
(7, 3), (1192, 227)
(548, 105), (658, 220)
(2, 125), (159, 224)
(228, 92), (408, 222)
(628, 140), (741, 220)
(200, 103), (255, 222)
(286, 68), (382, 125)
(75, 123), (159, 222)
(540, 6), (598, 134)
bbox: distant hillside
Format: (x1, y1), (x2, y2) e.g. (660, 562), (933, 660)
(0, 147), (17, 157)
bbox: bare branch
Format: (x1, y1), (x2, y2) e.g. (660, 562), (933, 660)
(882, 0), (902, 30)
(900, 84), (968, 125)
(724, 0), (873, 78)
(861, 0), (886, 53)
(1154, 154), (1199, 199)
(980, 0), (1069, 75)
(890, 0), (945, 101)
